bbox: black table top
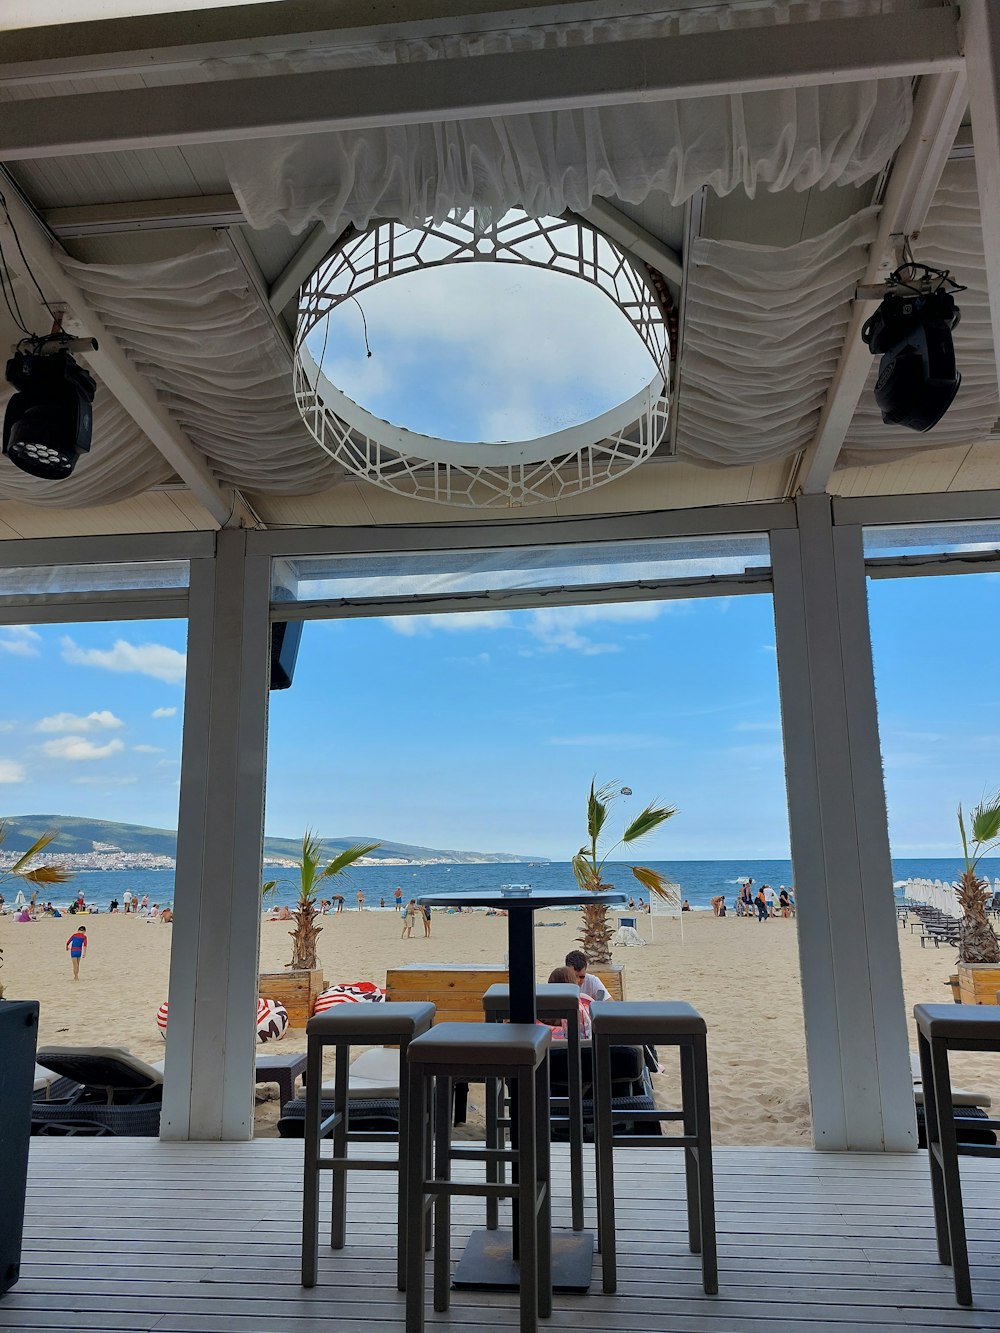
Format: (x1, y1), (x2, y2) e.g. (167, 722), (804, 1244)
(417, 887), (628, 909)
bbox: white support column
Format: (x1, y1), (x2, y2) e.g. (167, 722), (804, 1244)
(770, 495), (915, 1152)
(964, 0), (1000, 393)
(160, 530), (272, 1141)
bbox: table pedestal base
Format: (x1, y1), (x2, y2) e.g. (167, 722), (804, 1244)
(452, 1228), (594, 1292)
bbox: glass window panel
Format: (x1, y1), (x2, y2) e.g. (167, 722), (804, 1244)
(281, 535), (770, 605)
(864, 521), (1000, 559)
(0, 561), (189, 597)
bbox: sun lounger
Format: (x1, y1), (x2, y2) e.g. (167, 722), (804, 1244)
(276, 1046), (402, 1137)
(31, 1046), (163, 1137)
(909, 1052), (996, 1147)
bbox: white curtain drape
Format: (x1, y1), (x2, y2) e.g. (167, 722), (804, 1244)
(675, 208), (880, 465)
(216, 0), (919, 233)
(56, 241), (339, 496)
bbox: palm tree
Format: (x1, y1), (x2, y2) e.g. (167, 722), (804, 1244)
(0, 823), (71, 998)
(571, 780), (677, 964)
(956, 794), (1000, 964)
(271, 830), (380, 971)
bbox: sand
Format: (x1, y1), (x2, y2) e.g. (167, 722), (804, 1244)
(6, 905), (997, 1143)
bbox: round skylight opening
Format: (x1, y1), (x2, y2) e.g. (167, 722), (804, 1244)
(295, 212), (672, 508)
(304, 263), (660, 446)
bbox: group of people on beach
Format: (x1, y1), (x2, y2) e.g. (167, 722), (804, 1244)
(400, 900), (432, 938)
(709, 880), (795, 920)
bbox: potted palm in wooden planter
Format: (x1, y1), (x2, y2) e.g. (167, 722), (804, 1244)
(572, 780), (677, 966)
(259, 830), (378, 1025)
(955, 793), (1000, 1004)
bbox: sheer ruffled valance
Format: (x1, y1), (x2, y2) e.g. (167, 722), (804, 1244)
(216, 0), (920, 233)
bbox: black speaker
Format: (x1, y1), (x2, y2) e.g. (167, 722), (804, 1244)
(270, 620), (303, 691)
(0, 1000), (39, 1296)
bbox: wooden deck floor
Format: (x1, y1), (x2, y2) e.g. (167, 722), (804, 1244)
(6, 1140), (1000, 1331)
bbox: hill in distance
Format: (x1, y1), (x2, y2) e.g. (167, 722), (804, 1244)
(0, 815), (547, 865)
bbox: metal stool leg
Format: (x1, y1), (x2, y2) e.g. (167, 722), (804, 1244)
(692, 1035), (718, 1296)
(330, 1042), (350, 1250)
(433, 1076), (453, 1313)
(917, 1030), (950, 1265)
(485, 1074), (501, 1230)
(930, 1036), (972, 1305)
(396, 1035), (412, 1292)
(300, 1039), (324, 1287)
(405, 1069), (429, 1333)
(534, 1056), (553, 1319)
(679, 1042), (701, 1255)
(516, 1065), (540, 1331)
(594, 1033), (618, 1293)
(566, 1014), (585, 1231)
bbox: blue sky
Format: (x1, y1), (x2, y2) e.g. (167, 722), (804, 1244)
(3, 568), (995, 862)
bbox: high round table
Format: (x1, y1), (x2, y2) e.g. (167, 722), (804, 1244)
(416, 884), (627, 1291)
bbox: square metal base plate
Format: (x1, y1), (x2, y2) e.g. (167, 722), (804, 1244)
(452, 1228), (594, 1292)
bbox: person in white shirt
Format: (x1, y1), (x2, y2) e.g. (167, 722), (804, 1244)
(123, 889), (133, 915)
(763, 884), (775, 917)
(565, 950), (612, 1001)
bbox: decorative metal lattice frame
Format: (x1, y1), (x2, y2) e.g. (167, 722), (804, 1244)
(295, 211), (670, 508)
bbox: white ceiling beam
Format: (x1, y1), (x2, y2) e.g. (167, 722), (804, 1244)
(221, 229), (293, 359)
(0, 1), (675, 82)
(0, 9), (961, 161)
(963, 0), (1000, 400)
(43, 194), (244, 238)
(789, 70), (969, 497)
(268, 223), (342, 317)
(573, 199), (682, 287)
(0, 180), (240, 528)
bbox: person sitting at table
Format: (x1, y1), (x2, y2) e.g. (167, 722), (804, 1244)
(565, 949), (612, 1001)
(545, 966), (593, 1038)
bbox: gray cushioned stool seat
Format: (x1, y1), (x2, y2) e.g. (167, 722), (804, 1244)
(914, 1003), (1000, 1042)
(482, 982), (580, 1016)
(306, 1001), (435, 1039)
(590, 999), (706, 1037)
(408, 1022), (548, 1068)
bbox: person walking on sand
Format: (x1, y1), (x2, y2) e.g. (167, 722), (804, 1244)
(123, 889), (132, 915)
(66, 925), (88, 979)
(422, 903), (432, 938)
(402, 900), (417, 939)
(357, 889), (365, 911)
(755, 887), (769, 922)
(394, 886), (403, 912)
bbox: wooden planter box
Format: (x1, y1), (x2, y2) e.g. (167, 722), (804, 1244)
(258, 968), (325, 1027)
(956, 961), (1000, 1006)
(385, 961), (626, 1024)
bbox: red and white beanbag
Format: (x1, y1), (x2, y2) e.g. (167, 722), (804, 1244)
(156, 996), (290, 1043)
(312, 981), (386, 1015)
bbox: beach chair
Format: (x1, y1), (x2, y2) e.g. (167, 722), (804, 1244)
(277, 1046), (403, 1137)
(30, 1046), (163, 1137)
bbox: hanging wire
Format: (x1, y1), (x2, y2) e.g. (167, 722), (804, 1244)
(347, 295), (372, 358)
(0, 188), (52, 314)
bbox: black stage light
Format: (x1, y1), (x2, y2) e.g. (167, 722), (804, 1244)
(3, 344), (97, 479)
(861, 282), (961, 433)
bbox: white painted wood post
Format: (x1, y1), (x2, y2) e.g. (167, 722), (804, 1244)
(160, 530), (272, 1141)
(771, 495), (916, 1151)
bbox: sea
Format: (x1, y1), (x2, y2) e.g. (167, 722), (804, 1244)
(53, 856), (1000, 913)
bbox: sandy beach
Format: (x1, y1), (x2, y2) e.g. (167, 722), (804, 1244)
(6, 905), (996, 1143)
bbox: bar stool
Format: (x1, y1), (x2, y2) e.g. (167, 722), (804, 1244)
(483, 981), (585, 1231)
(914, 1003), (1000, 1306)
(301, 1001), (435, 1291)
(591, 1000), (717, 1295)
(405, 1022), (552, 1333)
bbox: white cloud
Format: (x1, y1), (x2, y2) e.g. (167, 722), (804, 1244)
(72, 775), (139, 787)
(36, 710), (124, 734)
(548, 733), (658, 749)
(151, 706), (177, 719)
(61, 636), (186, 685)
(0, 626), (41, 657)
(0, 758), (25, 782)
(385, 611), (512, 636)
(526, 603), (664, 654)
(0, 721), (16, 733)
(42, 736), (125, 761)
(132, 744), (163, 754)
